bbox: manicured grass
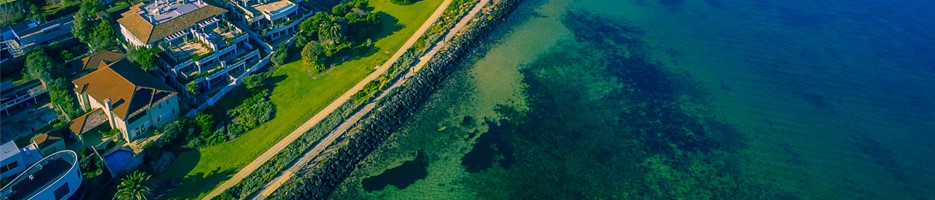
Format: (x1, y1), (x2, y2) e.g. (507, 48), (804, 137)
(155, 0), (443, 198)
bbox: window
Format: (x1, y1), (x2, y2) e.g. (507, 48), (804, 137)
(54, 183), (70, 199)
(1, 161), (19, 173)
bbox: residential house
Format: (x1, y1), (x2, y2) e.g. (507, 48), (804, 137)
(0, 16), (75, 65)
(72, 59), (180, 142)
(116, 0), (261, 98)
(0, 141), (41, 179)
(0, 150), (81, 200)
(227, 0), (301, 41)
(31, 132), (66, 156)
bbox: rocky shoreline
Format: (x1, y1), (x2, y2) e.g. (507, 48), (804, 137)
(270, 0), (525, 198)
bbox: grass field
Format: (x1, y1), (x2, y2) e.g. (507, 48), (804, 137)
(155, 0), (444, 198)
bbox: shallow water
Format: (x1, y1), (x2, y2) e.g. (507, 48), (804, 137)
(331, 0), (935, 199)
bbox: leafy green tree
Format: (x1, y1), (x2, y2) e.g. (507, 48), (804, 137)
(129, 47), (160, 71)
(73, 0), (100, 48)
(271, 44), (289, 66)
(47, 78), (81, 117)
(78, 148), (103, 179)
(242, 73), (269, 91)
(90, 19), (118, 51)
(24, 49), (55, 86)
(194, 112), (215, 134)
(115, 171), (153, 200)
(389, 0), (415, 5)
(156, 119), (194, 146)
(301, 41), (325, 72)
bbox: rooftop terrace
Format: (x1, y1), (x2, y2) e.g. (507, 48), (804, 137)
(139, 0), (212, 25)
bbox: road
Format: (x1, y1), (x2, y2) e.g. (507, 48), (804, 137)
(251, 0), (491, 198)
(202, 0), (454, 199)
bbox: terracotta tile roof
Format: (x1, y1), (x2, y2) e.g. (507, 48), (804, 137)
(72, 59), (178, 120)
(69, 108), (107, 135)
(32, 132), (62, 149)
(81, 50), (126, 71)
(117, 3), (228, 45)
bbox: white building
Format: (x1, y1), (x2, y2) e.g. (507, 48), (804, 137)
(117, 0), (261, 98)
(0, 141), (41, 179)
(0, 150), (82, 200)
(227, 0), (301, 41)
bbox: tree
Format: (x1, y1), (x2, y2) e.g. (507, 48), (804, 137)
(389, 0), (415, 5)
(156, 119), (194, 146)
(301, 41), (325, 72)
(0, 2), (25, 26)
(115, 171), (153, 200)
(73, 0), (100, 47)
(194, 112), (215, 134)
(90, 19), (118, 51)
(47, 78), (81, 117)
(242, 73), (269, 91)
(130, 47), (160, 71)
(271, 44), (289, 66)
(24, 49), (54, 86)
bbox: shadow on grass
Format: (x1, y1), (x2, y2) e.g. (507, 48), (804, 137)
(326, 11), (402, 68)
(153, 149), (200, 198)
(373, 11), (404, 43)
(156, 148), (236, 199)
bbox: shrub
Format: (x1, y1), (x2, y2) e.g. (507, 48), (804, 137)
(228, 90), (274, 130)
(389, 0), (415, 5)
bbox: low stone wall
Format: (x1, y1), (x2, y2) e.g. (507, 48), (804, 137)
(270, 0), (525, 199)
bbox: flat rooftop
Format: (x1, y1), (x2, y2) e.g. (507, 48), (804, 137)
(0, 141), (17, 161)
(253, 0), (295, 16)
(139, 0), (212, 24)
(6, 158), (70, 200)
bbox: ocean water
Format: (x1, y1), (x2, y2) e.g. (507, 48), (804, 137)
(330, 0), (935, 199)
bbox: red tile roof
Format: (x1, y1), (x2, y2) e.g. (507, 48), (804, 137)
(72, 59), (177, 120)
(116, 3), (227, 45)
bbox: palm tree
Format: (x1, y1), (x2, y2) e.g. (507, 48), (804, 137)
(114, 171), (153, 200)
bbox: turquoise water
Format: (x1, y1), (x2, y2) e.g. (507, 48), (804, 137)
(331, 0), (935, 199)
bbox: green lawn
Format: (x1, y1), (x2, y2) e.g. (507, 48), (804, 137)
(155, 0), (443, 198)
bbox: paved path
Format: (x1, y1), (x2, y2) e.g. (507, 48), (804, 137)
(251, 0), (491, 198)
(202, 0), (453, 199)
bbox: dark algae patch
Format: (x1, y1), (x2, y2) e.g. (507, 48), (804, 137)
(361, 151), (429, 192)
(461, 11), (788, 199)
(461, 119), (516, 173)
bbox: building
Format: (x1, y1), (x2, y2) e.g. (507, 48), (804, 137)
(31, 132), (66, 156)
(227, 0), (300, 41)
(0, 141), (41, 179)
(72, 59), (180, 142)
(117, 0), (261, 99)
(0, 150), (81, 200)
(0, 16), (75, 65)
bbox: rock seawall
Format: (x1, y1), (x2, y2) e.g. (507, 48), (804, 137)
(271, 0), (525, 199)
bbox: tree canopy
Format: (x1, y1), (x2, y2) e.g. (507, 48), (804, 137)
(115, 171), (153, 200)
(302, 41), (325, 72)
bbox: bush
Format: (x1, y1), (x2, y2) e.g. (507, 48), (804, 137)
(78, 147), (103, 179)
(390, 0), (415, 5)
(156, 119), (195, 147)
(228, 90), (274, 130)
(149, 152), (175, 173)
(271, 44), (289, 66)
(242, 73), (270, 91)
